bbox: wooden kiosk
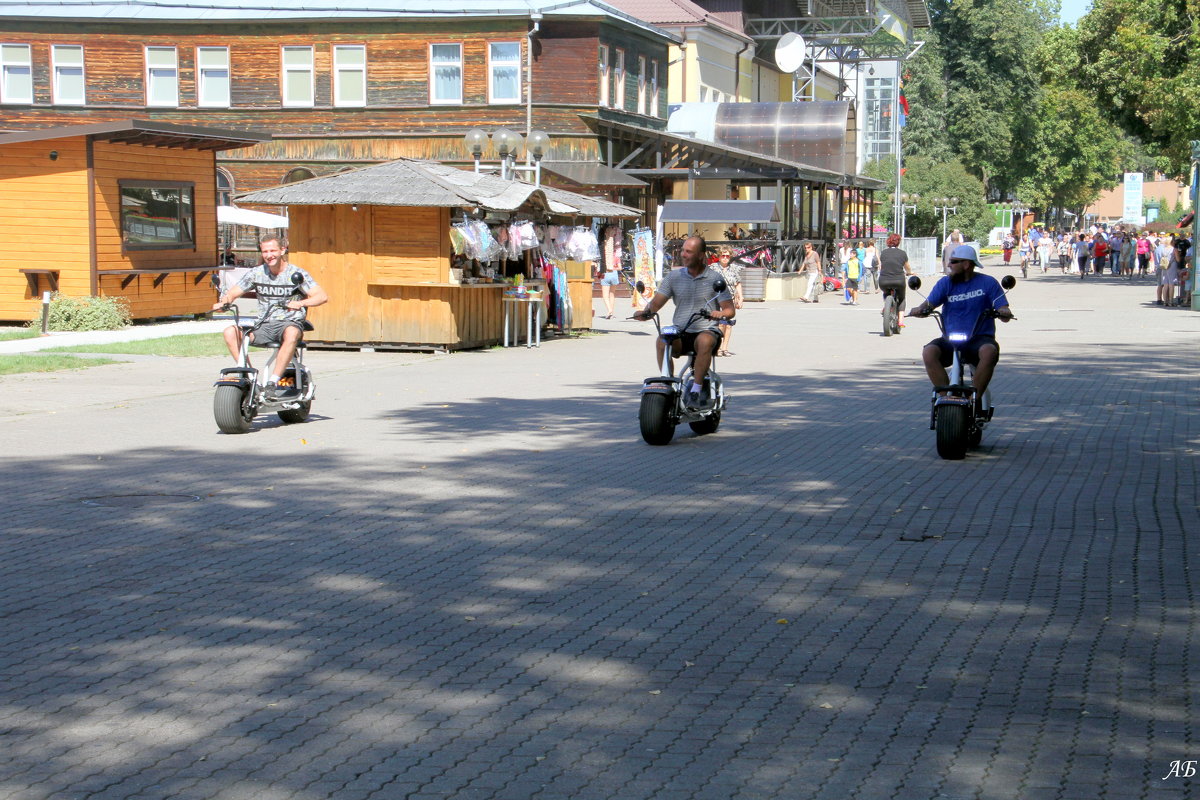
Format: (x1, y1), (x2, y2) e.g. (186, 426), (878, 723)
(239, 159), (639, 350)
(0, 120), (268, 322)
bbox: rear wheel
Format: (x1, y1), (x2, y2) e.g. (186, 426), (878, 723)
(935, 403), (969, 460)
(639, 392), (676, 445)
(214, 384), (253, 434)
(882, 295), (896, 337)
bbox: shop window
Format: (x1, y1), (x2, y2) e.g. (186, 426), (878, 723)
(52, 45), (85, 105)
(488, 41), (520, 104)
(282, 46), (314, 107)
(613, 48), (625, 109)
(637, 55), (646, 115)
(333, 44), (366, 107)
(429, 43), (462, 104)
(598, 45), (608, 107)
(120, 180), (194, 250)
(145, 46), (178, 107)
(1, 44), (31, 104)
(197, 47), (230, 107)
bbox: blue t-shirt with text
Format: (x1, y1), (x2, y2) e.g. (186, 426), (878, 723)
(926, 272), (1009, 339)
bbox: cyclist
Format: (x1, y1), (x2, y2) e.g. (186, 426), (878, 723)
(877, 233), (914, 325)
(908, 245), (1014, 404)
(633, 235), (735, 410)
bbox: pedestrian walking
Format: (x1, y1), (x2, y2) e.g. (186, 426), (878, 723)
(1074, 234), (1090, 278)
(800, 240), (822, 303)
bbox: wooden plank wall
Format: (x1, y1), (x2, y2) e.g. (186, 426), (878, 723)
(92, 141), (219, 318)
(372, 206), (448, 285)
(0, 137), (90, 320)
(288, 204), (375, 343)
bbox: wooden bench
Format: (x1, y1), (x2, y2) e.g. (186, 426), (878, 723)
(19, 268), (59, 294)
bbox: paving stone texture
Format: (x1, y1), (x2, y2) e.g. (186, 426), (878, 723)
(1, 266), (1197, 800)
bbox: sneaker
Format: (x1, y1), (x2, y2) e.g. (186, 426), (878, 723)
(264, 381), (279, 399)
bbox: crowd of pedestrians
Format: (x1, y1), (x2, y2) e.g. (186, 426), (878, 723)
(1001, 224), (1192, 307)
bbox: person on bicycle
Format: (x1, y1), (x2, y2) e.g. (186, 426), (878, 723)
(212, 234), (328, 397)
(633, 235), (735, 410)
(877, 233), (914, 323)
(909, 244), (1013, 405)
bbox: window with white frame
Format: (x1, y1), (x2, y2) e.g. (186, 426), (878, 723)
(598, 45), (609, 107)
(637, 55), (646, 115)
(281, 46), (314, 107)
(650, 60), (659, 117)
(613, 48), (625, 109)
(1, 44), (32, 104)
(52, 44), (85, 105)
(488, 41), (521, 104)
(429, 43), (462, 104)
(333, 44), (366, 107)
(196, 47), (229, 107)
(145, 46), (178, 107)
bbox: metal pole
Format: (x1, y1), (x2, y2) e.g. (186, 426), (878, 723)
(893, 59), (902, 236)
(1191, 141), (1199, 310)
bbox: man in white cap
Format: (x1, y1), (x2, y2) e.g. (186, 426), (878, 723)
(909, 244), (1014, 403)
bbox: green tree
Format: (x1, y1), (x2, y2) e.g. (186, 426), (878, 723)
(865, 155), (991, 242)
(898, 29), (954, 162)
(926, 0), (1059, 193)
(1073, 0), (1198, 176)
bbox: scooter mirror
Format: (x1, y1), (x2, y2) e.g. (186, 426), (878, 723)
(1000, 275), (1017, 290)
(712, 278), (728, 293)
(908, 275), (923, 290)
(209, 273), (221, 290)
(635, 281), (646, 294)
(291, 271), (305, 286)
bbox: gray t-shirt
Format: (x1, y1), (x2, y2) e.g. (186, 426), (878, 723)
(657, 265), (733, 332)
(237, 263), (320, 323)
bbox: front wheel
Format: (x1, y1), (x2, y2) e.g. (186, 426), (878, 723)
(689, 411), (721, 435)
(639, 392), (676, 445)
(935, 403), (969, 460)
(278, 401), (311, 425)
(882, 295), (896, 337)
(214, 384), (253, 434)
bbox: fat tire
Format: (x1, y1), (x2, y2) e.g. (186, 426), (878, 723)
(882, 296), (896, 337)
(935, 403), (969, 460)
(278, 401), (311, 425)
(639, 392), (676, 446)
(214, 384), (253, 434)
(689, 411), (721, 435)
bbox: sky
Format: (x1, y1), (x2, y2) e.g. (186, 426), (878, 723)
(1058, 0), (1092, 24)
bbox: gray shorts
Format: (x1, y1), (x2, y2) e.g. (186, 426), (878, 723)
(251, 319), (304, 346)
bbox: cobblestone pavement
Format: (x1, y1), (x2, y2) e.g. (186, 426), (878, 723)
(1, 268), (1197, 800)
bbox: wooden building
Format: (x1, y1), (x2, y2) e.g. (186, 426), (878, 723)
(0, 0), (675, 204)
(0, 120), (267, 321)
(238, 158), (639, 349)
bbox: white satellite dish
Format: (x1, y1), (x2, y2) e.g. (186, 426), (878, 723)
(774, 32), (807, 74)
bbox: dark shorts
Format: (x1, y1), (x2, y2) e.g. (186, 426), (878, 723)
(846, 278), (860, 289)
(926, 335), (999, 367)
(676, 329), (721, 356)
(251, 318), (305, 346)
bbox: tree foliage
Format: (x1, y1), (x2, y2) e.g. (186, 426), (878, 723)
(865, 155), (991, 242)
(1073, 0), (1198, 176)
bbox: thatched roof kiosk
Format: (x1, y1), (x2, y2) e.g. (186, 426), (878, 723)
(237, 158), (639, 350)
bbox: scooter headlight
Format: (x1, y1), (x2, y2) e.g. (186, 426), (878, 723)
(947, 332), (969, 343)
(661, 325), (679, 336)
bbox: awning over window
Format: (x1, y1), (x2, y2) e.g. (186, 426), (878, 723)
(540, 161), (646, 187)
(659, 200), (779, 224)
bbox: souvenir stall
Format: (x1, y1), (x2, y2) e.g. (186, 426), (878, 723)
(237, 158), (639, 350)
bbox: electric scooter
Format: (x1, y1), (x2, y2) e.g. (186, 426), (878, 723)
(211, 272), (316, 434)
(907, 274), (1017, 459)
(634, 278), (728, 446)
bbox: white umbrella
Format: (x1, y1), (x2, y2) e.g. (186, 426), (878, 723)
(217, 205), (289, 228)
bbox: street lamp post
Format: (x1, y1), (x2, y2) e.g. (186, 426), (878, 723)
(933, 197), (959, 243)
(1191, 140), (1199, 310)
(894, 192), (918, 240)
(462, 128), (550, 183)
